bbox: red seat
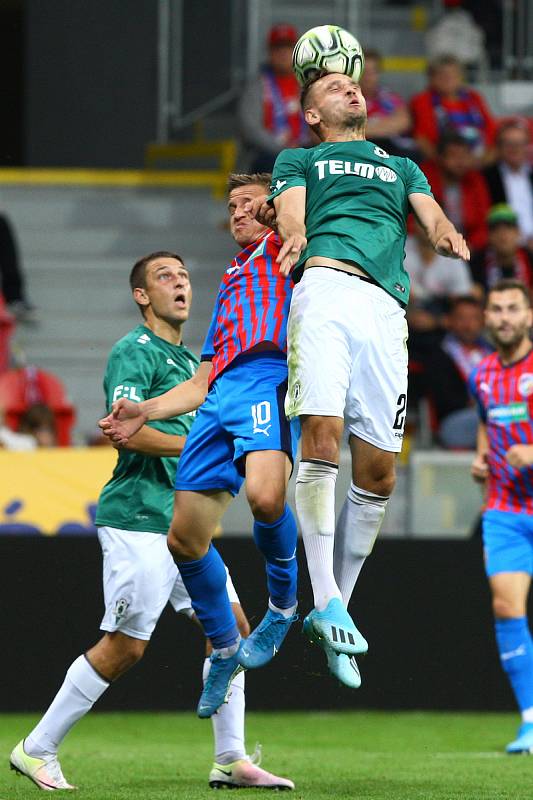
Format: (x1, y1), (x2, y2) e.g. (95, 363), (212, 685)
(0, 366), (76, 446)
(0, 294), (15, 373)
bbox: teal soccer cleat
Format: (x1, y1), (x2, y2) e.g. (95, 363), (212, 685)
(198, 646), (245, 719)
(506, 722), (533, 754)
(238, 608), (298, 669)
(304, 597), (368, 656)
(303, 613), (362, 689)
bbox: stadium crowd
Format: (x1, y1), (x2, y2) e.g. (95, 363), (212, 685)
(237, 22), (533, 451)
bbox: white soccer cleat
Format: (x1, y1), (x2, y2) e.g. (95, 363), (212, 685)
(10, 740), (76, 791)
(209, 745), (294, 790)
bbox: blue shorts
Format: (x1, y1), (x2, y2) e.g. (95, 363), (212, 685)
(482, 508), (533, 576)
(175, 352), (300, 496)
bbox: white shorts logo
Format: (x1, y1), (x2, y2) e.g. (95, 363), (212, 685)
(113, 597), (130, 623)
(251, 401), (271, 436)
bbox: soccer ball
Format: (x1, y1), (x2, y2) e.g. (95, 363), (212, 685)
(292, 25), (364, 86)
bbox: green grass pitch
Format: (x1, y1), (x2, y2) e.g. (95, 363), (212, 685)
(1, 711), (532, 799)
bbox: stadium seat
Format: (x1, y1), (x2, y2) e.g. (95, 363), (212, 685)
(0, 294), (15, 373)
(0, 366), (76, 446)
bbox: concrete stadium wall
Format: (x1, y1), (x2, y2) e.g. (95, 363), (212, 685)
(1, 536), (521, 713)
(25, 0), (158, 167)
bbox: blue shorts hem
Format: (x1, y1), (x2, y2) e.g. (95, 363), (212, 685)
(175, 481), (240, 497)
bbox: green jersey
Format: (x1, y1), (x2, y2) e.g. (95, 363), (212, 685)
(268, 140), (433, 305)
(95, 325), (199, 534)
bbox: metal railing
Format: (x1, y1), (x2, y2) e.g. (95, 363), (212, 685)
(502, 0), (533, 78)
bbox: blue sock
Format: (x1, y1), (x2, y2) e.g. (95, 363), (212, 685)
(495, 617), (533, 711)
(177, 544), (238, 649)
(253, 504), (298, 609)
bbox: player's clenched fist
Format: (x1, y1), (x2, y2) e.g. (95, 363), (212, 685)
(471, 452), (489, 483)
(99, 398), (147, 446)
(505, 444), (533, 469)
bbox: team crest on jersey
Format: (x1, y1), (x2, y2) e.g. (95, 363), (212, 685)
(113, 597), (130, 624)
(518, 373), (533, 397)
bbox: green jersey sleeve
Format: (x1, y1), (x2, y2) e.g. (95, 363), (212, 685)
(404, 158), (433, 197)
(103, 343), (157, 412)
(267, 147), (308, 203)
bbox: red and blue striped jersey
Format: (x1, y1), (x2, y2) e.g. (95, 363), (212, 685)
(469, 348), (533, 514)
(201, 231), (292, 385)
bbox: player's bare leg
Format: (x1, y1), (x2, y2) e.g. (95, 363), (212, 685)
(168, 490), (245, 717)
(238, 451), (298, 669)
(11, 631), (147, 790)
(489, 571), (533, 753)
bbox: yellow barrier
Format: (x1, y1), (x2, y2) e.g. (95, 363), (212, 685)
(0, 447), (117, 535)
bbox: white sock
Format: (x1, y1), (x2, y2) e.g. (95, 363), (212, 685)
(203, 658), (246, 765)
(268, 600), (297, 618)
(334, 482), (388, 607)
(25, 655), (109, 757)
(296, 459), (341, 612)
(522, 707), (533, 723)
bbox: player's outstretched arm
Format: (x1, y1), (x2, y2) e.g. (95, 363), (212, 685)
(99, 361), (211, 445)
(273, 187), (307, 276)
(120, 426), (187, 457)
(409, 193), (470, 261)
(471, 422), (489, 483)
(506, 444), (533, 469)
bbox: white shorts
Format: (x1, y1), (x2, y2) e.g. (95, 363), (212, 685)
(285, 268), (408, 453)
(98, 526), (240, 641)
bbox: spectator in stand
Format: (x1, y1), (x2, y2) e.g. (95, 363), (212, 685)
(18, 403), (58, 447)
(406, 221), (473, 353)
(421, 296), (493, 449)
(483, 119), (533, 250)
(469, 204), (533, 296)
(411, 54), (496, 164)
(425, 0), (487, 76)
(422, 132), (491, 252)
(359, 49), (415, 159)
(238, 24), (311, 173)
(0, 214), (36, 323)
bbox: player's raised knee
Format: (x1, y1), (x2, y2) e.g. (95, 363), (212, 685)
(167, 525), (206, 561)
(247, 488), (285, 524)
(493, 596), (523, 620)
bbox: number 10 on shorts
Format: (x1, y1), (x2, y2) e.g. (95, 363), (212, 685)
(251, 401), (271, 436)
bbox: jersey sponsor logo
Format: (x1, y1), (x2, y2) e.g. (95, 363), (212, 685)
(314, 159), (397, 184)
(226, 265), (241, 275)
(166, 358), (178, 367)
(487, 402), (529, 424)
(518, 373), (533, 398)
(373, 146), (390, 158)
(273, 179), (287, 191)
(251, 400), (271, 436)
(315, 159), (375, 180)
(375, 166), (397, 183)
(394, 282), (406, 294)
(479, 381), (491, 396)
(136, 333), (151, 344)
(113, 385), (142, 402)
